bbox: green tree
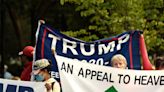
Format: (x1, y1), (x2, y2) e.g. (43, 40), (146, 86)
(60, 0), (144, 39)
(142, 0), (164, 56)
(60, 0), (164, 56)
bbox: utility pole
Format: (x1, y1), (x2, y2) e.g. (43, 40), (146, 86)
(0, 0), (5, 78)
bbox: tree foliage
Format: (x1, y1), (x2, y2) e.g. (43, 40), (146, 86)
(60, 0), (164, 56)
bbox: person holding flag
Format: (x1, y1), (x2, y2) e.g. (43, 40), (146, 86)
(111, 54), (127, 69)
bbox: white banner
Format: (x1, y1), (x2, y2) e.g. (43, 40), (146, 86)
(55, 55), (164, 92)
(0, 78), (46, 92)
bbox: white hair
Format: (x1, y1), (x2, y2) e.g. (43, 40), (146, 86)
(111, 54), (127, 65)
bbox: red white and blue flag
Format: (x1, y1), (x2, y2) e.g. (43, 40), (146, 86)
(34, 20), (151, 81)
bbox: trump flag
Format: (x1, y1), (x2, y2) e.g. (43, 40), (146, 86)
(34, 20), (143, 81)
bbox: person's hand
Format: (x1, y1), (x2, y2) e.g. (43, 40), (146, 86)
(45, 83), (52, 91)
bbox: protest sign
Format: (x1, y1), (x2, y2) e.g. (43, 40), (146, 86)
(55, 55), (164, 92)
(0, 78), (45, 92)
